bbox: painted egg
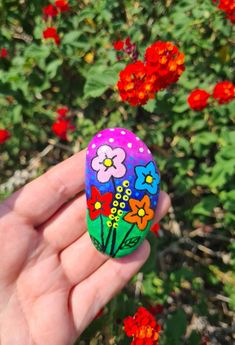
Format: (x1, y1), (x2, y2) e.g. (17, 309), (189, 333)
(86, 128), (160, 258)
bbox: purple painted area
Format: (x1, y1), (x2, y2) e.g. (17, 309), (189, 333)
(86, 128), (160, 211)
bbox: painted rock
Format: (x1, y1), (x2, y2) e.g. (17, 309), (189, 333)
(86, 128), (160, 258)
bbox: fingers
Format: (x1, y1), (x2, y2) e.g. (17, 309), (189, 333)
(60, 232), (108, 285)
(153, 191), (171, 223)
(5, 150), (86, 226)
(40, 190), (170, 253)
(70, 240), (150, 334)
(55, 191), (170, 287)
(40, 193), (87, 251)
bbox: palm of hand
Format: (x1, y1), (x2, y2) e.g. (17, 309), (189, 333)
(0, 150), (170, 345)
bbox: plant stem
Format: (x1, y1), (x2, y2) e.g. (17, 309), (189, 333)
(110, 228), (116, 256)
(112, 223), (135, 257)
(104, 225), (113, 251)
(111, 175), (116, 192)
(100, 215), (104, 250)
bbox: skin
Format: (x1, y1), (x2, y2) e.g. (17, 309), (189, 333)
(0, 149), (171, 345)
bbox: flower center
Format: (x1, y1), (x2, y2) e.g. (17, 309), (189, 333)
(145, 175), (153, 184)
(138, 208), (146, 217)
(94, 201), (102, 210)
(103, 158), (113, 167)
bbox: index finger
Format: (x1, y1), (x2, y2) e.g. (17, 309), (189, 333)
(4, 149), (87, 225)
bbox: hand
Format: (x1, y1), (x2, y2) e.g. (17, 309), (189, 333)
(0, 150), (170, 345)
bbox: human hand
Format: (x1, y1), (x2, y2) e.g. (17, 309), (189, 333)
(0, 150), (170, 345)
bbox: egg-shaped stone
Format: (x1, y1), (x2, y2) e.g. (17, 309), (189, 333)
(86, 128), (160, 258)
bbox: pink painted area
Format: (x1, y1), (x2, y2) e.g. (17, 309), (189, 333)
(87, 128), (152, 157)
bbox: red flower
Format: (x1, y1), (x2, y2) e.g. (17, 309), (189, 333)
(149, 304), (164, 316)
(113, 40), (124, 51)
(1, 48), (8, 58)
(87, 186), (112, 220)
(213, 81), (235, 104)
(43, 4), (58, 17)
(57, 106), (69, 118)
(117, 61), (155, 106)
(51, 119), (74, 140)
(217, 0), (235, 24)
(43, 27), (60, 45)
(145, 41), (185, 91)
(94, 307), (104, 320)
(188, 89), (211, 111)
(124, 307), (161, 345)
(55, 0), (70, 12)
(114, 37), (139, 61)
(150, 223), (160, 236)
(0, 129), (10, 144)
(117, 41), (185, 106)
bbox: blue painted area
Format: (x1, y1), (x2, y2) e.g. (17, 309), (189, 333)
(86, 158), (160, 212)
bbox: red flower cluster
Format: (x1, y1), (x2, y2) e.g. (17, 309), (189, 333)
(149, 304), (164, 316)
(114, 37), (139, 61)
(188, 80), (235, 111)
(43, 27), (60, 45)
(55, 0), (70, 12)
(56, 106), (69, 118)
(150, 223), (160, 237)
(215, 0), (235, 24)
(0, 129), (10, 144)
(43, 4), (58, 18)
(87, 186), (112, 220)
(0, 48), (8, 58)
(43, 1), (70, 18)
(144, 41), (185, 91)
(213, 81), (235, 104)
(117, 41), (185, 106)
(124, 307), (161, 345)
(188, 89), (211, 111)
(42, 1), (70, 44)
(94, 307), (104, 320)
(118, 61), (156, 106)
(51, 106), (75, 140)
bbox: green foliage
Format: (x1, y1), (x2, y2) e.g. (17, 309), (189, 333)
(0, 0), (234, 344)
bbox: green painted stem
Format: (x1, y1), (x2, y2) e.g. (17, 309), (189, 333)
(110, 228), (117, 256)
(100, 215), (104, 250)
(104, 225), (113, 251)
(111, 175), (116, 192)
(112, 223), (135, 257)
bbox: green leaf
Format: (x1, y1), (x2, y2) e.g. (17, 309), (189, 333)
(62, 31), (82, 44)
(192, 195), (218, 216)
(142, 99), (156, 113)
(187, 331), (201, 345)
(12, 105), (23, 124)
(84, 65), (119, 98)
(121, 236), (141, 249)
(165, 309), (187, 344)
(46, 59), (63, 79)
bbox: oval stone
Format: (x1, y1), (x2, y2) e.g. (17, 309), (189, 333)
(86, 128), (160, 258)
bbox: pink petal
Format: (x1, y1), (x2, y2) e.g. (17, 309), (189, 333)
(91, 156), (103, 171)
(112, 147), (126, 162)
(97, 145), (113, 157)
(97, 168), (112, 183)
(111, 163), (126, 179)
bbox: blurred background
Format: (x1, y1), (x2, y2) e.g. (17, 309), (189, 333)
(0, 0), (234, 344)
